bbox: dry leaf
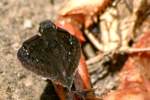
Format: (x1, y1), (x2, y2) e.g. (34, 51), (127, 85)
(104, 32), (150, 100)
(59, 0), (112, 28)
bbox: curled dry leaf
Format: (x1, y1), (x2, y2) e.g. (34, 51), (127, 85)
(76, 55), (91, 90)
(104, 32), (150, 100)
(59, 0), (112, 28)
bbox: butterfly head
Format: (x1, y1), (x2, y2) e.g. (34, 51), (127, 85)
(39, 20), (57, 35)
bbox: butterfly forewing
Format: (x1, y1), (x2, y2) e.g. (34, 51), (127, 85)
(17, 21), (81, 89)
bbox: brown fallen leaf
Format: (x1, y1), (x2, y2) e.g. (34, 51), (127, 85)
(59, 0), (112, 28)
(104, 32), (150, 100)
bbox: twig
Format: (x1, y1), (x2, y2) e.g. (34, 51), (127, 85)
(86, 53), (104, 65)
(84, 30), (103, 51)
(123, 47), (150, 53)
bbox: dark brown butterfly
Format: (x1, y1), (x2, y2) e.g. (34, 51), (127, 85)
(17, 20), (81, 89)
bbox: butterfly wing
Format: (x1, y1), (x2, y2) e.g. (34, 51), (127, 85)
(17, 26), (81, 89)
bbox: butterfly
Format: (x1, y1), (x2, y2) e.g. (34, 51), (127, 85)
(17, 20), (81, 89)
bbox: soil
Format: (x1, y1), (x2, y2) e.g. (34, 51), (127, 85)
(0, 0), (62, 99)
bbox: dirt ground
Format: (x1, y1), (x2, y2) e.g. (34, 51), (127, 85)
(0, 0), (62, 99)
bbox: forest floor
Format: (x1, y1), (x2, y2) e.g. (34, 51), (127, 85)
(0, 0), (149, 100)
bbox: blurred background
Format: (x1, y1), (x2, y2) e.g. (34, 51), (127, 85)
(0, 0), (150, 100)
